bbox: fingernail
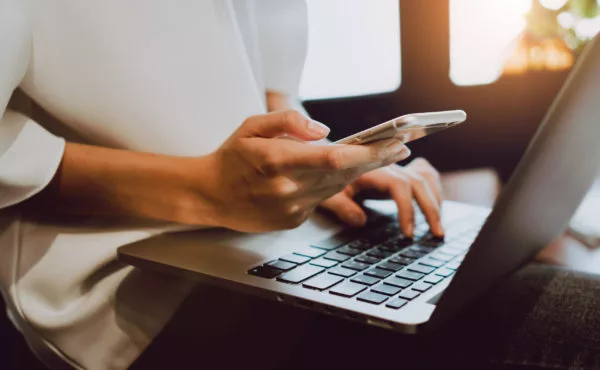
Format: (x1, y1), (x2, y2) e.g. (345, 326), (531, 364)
(382, 141), (407, 159)
(435, 224), (445, 238)
(389, 146), (411, 162)
(308, 120), (330, 136)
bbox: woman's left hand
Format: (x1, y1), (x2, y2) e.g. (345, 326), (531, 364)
(319, 157), (444, 238)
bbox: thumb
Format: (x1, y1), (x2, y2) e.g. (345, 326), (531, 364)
(239, 110), (330, 141)
(320, 191), (367, 227)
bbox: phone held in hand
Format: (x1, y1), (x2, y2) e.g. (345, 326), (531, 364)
(335, 110), (467, 145)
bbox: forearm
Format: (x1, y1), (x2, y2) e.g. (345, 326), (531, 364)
(23, 142), (221, 226)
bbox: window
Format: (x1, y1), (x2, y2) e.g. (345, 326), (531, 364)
(299, 0), (401, 100)
(450, 0), (600, 86)
(450, 0), (532, 86)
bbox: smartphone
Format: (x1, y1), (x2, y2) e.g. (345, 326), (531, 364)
(335, 110), (467, 145)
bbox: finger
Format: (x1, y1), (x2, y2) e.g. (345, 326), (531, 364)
(407, 172), (444, 237)
(244, 138), (410, 175)
(391, 163), (442, 206)
(325, 139), (410, 171)
(301, 147), (413, 191)
(345, 168), (421, 238)
(238, 110), (330, 141)
(389, 178), (416, 238)
(319, 192), (367, 227)
(407, 158), (443, 205)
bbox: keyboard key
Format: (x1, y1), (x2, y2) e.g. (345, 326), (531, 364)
(424, 275), (443, 284)
(399, 250), (425, 259)
(364, 268), (393, 279)
(437, 247), (462, 256)
(376, 262), (404, 272)
(355, 255), (381, 265)
(386, 298), (409, 309)
(266, 260), (297, 271)
(398, 289), (420, 300)
(396, 270), (425, 281)
(412, 282), (433, 292)
(384, 276), (414, 288)
(367, 249), (393, 259)
(429, 252), (454, 262)
(323, 251), (351, 262)
(277, 265), (324, 283)
(407, 264), (436, 274)
(382, 235), (413, 248)
(388, 256), (414, 266)
(346, 239), (373, 251)
(418, 258), (445, 268)
(303, 274), (344, 290)
(342, 260), (370, 271)
(457, 235), (476, 244)
(419, 236), (445, 247)
(328, 266), (357, 278)
(323, 251), (350, 262)
(280, 254), (311, 265)
(410, 244), (436, 254)
(248, 265), (282, 279)
(449, 241), (471, 251)
(294, 247), (326, 258)
(435, 268), (455, 278)
(371, 284), (402, 296)
(337, 245), (362, 256)
(351, 275), (380, 286)
(311, 233), (355, 251)
(377, 244), (402, 253)
(330, 281), (367, 297)
(446, 260), (461, 270)
(310, 258), (338, 268)
(357, 291), (389, 305)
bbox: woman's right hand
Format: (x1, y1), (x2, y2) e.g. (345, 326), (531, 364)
(196, 110), (411, 232)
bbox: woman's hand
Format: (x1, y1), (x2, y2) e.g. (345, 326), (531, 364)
(199, 110), (411, 232)
(319, 158), (444, 238)
(27, 109), (414, 232)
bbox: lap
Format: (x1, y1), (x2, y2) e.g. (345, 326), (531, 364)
(131, 264), (600, 370)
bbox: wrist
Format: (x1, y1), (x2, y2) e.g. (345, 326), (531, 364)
(170, 153), (224, 227)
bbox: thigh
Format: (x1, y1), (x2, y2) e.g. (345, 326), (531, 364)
(435, 263), (600, 369)
(131, 264), (600, 370)
(130, 284), (428, 370)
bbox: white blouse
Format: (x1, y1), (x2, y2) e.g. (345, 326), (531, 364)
(0, 0), (308, 368)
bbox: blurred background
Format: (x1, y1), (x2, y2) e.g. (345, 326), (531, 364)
(300, 0), (600, 183)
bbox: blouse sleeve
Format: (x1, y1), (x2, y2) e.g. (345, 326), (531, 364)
(254, 0), (309, 97)
(0, 1), (65, 209)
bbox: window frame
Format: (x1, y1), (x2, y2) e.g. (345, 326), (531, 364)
(304, 0), (570, 181)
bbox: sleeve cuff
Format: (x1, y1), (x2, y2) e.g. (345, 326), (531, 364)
(0, 111), (65, 208)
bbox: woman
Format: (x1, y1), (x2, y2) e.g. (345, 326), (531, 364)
(4, 1), (599, 369)
(0, 1), (444, 368)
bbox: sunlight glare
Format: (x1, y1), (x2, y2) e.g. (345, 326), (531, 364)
(450, 0), (532, 85)
(539, 0), (569, 10)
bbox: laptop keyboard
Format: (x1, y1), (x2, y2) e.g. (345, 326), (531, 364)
(248, 211), (485, 310)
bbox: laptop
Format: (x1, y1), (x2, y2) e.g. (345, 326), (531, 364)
(118, 34), (600, 333)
